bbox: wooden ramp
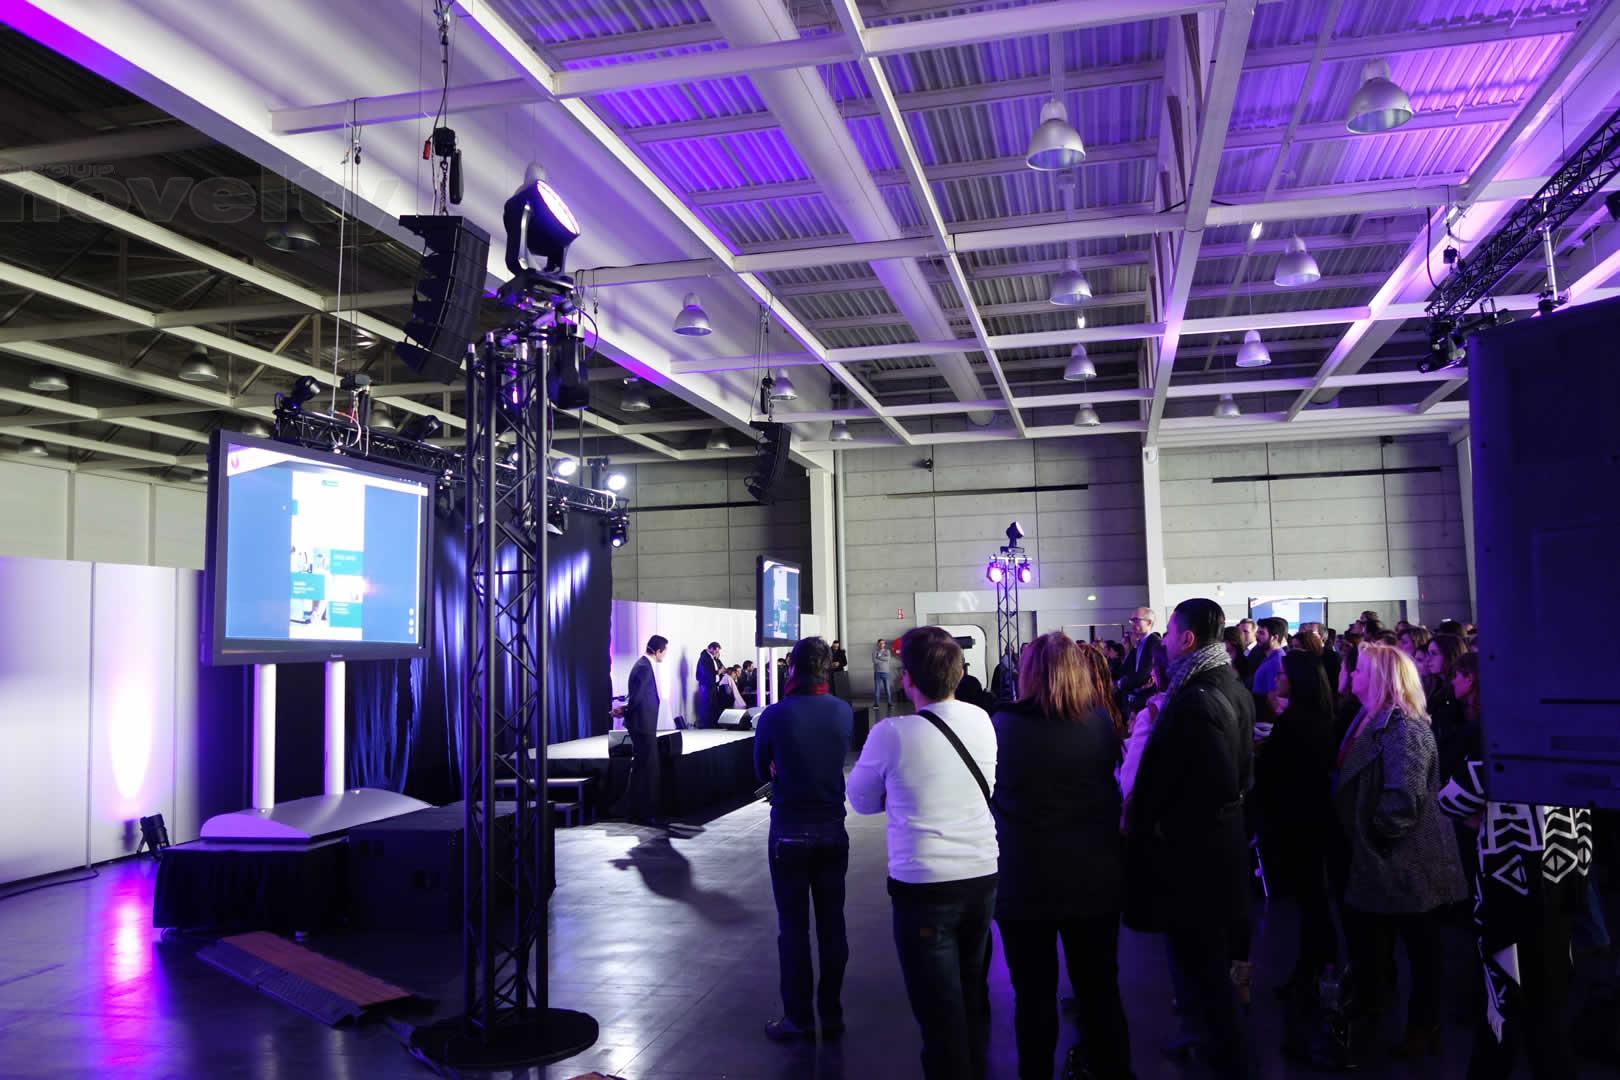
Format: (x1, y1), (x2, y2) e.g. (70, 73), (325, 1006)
(198, 931), (420, 1026)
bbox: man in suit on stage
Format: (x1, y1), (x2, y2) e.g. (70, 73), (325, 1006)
(696, 641), (722, 728)
(622, 635), (669, 825)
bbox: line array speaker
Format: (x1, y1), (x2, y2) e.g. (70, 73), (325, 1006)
(395, 214), (491, 384)
(745, 421), (791, 505)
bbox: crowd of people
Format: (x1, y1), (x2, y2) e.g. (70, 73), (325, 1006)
(740, 599), (1601, 1080)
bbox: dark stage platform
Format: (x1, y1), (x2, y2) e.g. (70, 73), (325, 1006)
(545, 729), (758, 820)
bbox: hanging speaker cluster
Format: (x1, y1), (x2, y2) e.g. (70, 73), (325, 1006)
(744, 421), (792, 506)
(396, 215), (492, 384)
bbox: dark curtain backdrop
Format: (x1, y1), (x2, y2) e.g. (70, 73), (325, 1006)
(271, 506), (613, 807)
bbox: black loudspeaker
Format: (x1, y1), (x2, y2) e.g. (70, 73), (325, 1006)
(396, 215), (491, 384)
(1469, 296), (1620, 808)
(745, 421), (791, 505)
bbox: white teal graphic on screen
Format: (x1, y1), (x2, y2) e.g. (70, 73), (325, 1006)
(222, 443), (426, 647)
(760, 558), (800, 644)
(1248, 596), (1328, 632)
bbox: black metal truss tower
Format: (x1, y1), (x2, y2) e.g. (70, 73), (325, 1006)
(992, 542), (1024, 697)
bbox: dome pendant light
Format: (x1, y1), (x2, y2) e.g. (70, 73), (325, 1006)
(27, 370), (69, 393)
(770, 371), (798, 400)
(829, 420), (853, 442)
(673, 292), (712, 336)
(1048, 258), (1093, 306)
(705, 429), (732, 451)
(178, 347), (220, 383)
(1025, 98), (1087, 171)
(1074, 404), (1101, 427)
(1347, 59), (1414, 134)
(1274, 235), (1322, 287)
(1063, 344), (1097, 381)
(1215, 393), (1241, 419)
(620, 379), (651, 413)
(1234, 329), (1272, 369)
(19, 439), (50, 457)
(368, 409), (396, 432)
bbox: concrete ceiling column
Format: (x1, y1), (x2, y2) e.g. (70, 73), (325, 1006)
(701, 0), (993, 426)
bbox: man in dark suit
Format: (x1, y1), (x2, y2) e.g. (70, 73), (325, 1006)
(696, 641), (722, 728)
(622, 635), (668, 825)
(1116, 606), (1162, 712)
(1124, 598), (1254, 1080)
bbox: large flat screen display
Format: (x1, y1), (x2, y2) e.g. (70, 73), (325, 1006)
(756, 556), (801, 647)
(204, 430), (434, 665)
(1248, 596), (1328, 633)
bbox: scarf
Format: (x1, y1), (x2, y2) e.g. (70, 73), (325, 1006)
(1165, 641), (1230, 698)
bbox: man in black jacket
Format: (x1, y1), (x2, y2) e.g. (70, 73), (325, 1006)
(696, 641), (722, 728)
(755, 637), (854, 1042)
(1125, 598), (1254, 1080)
(621, 635), (668, 825)
(1116, 607), (1162, 712)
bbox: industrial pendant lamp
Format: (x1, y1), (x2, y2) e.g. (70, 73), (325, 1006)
(770, 371), (798, 400)
(19, 439), (50, 457)
(1063, 344), (1097, 381)
(1347, 60), (1414, 134)
(1026, 98), (1087, 171)
(368, 409), (396, 432)
(705, 429), (732, 451)
(1074, 404), (1101, 427)
(1274, 236), (1322, 287)
(1048, 259), (1093, 306)
(242, 420), (272, 438)
(673, 292), (712, 336)
(620, 379), (651, 413)
(1235, 329), (1272, 369)
(1215, 393), (1241, 418)
(178, 347), (219, 383)
(829, 420), (853, 441)
(27, 370), (69, 393)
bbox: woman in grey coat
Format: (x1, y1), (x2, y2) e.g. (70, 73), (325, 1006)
(1334, 643), (1467, 1060)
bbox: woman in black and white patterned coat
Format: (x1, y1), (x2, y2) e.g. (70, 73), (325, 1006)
(1438, 650), (1592, 1079)
(1334, 643), (1468, 1059)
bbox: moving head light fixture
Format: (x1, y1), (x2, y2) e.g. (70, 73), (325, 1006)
(504, 165), (580, 276)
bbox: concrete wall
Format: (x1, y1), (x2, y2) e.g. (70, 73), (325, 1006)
(1160, 435), (1472, 627)
(842, 434), (1148, 690)
(0, 461), (206, 569)
(610, 458), (812, 611)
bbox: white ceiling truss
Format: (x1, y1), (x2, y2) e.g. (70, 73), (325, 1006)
(2, 0), (1620, 479)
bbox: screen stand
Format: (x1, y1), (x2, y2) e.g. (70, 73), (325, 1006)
(755, 647), (768, 709)
(253, 664), (276, 810)
(767, 648), (780, 706)
(325, 661), (346, 797)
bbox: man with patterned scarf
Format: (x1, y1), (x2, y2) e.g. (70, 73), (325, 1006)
(1125, 597), (1256, 1079)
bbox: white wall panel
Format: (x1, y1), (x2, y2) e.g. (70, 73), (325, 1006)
(87, 564), (178, 864)
(0, 462), (69, 559)
(171, 571), (202, 844)
(0, 558), (92, 884)
(72, 474), (151, 566)
(153, 487), (207, 569)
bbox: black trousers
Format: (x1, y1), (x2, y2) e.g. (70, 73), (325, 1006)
(626, 729), (660, 821)
(768, 823), (849, 1029)
(998, 912), (1131, 1080)
(1345, 906), (1443, 1030)
(1467, 894), (1577, 1079)
(1167, 924), (1253, 1080)
(891, 878), (996, 1080)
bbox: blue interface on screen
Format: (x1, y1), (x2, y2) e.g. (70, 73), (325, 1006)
(1249, 597), (1328, 633)
(761, 560), (801, 642)
(221, 443), (427, 646)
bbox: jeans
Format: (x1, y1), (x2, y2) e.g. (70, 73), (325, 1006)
(768, 822), (850, 1029)
(874, 670), (893, 705)
(891, 877), (996, 1080)
(999, 912), (1131, 1080)
(1345, 906), (1444, 1030)
(1167, 924), (1254, 1080)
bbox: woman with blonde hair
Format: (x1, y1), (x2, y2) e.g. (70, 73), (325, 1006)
(1334, 643), (1468, 1063)
(990, 632), (1131, 1080)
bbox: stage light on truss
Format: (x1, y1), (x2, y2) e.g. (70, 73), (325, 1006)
(1215, 393), (1241, 418)
(986, 558), (1005, 584)
(1274, 235), (1322, 287)
(606, 471), (628, 493)
(1074, 404), (1101, 427)
(1347, 59), (1413, 134)
(1026, 98), (1087, 171)
(1234, 329), (1271, 368)
(502, 167), (580, 274)
(281, 374), (321, 411)
(1048, 259), (1092, 306)
(607, 513), (629, 548)
(673, 292), (712, 337)
(399, 414), (443, 442)
(1016, 559), (1033, 584)
(1063, 344), (1096, 381)
(553, 457), (579, 478)
(546, 501), (568, 537)
(1006, 521), (1025, 545)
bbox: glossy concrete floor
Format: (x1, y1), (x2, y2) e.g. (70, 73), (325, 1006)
(3, 796), (1619, 1080)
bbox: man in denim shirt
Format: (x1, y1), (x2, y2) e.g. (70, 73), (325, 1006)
(755, 636), (854, 1042)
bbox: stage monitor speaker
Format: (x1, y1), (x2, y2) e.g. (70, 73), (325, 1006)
(1469, 296), (1620, 808)
(746, 421), (791, 505)
(396, 214), (492, 384)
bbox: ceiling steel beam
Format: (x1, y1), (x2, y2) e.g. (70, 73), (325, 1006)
(0, 125), (214, 172)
